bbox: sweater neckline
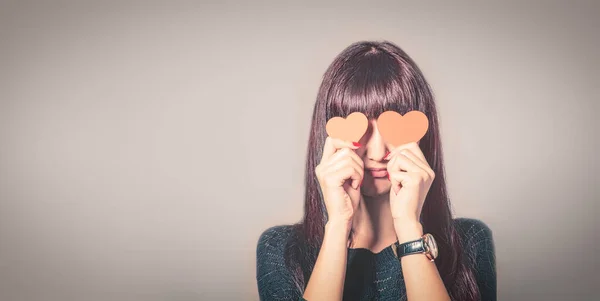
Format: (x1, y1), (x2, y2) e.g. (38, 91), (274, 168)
(348, 240), (400, 254)
(347, 241), (401, 265)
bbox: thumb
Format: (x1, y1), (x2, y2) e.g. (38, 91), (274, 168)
(388, 172), (410, 195)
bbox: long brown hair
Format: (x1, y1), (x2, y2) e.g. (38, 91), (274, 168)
(284, 40), (480, 301)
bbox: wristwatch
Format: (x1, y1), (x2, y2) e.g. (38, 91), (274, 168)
(396, 233), (438, 261)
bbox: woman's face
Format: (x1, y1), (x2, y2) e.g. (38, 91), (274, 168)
(355, 119), (419, 198)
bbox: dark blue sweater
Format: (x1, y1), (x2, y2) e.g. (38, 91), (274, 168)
(256, 218), (496, 301)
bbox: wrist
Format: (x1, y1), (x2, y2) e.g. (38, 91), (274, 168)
(393, 219), (423, 243)
(324, 219), (352, 248)
(325, 218), (352, 237)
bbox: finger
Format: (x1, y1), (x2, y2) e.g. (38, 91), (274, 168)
(404, 141), (427, 163)
(326, 160), (363, 190)
(328, 151), (364, 189)
(329, 149), (364, 189)
(325, 148), (363, 168)
(320, 136), (337, 165)
(399, 149), (434, 178)
(387, 149), (423, 173)
(389, 171), (413, 195)
(320, 136), (360, 164)
(386, 142), (426, 163)
(325, 147), (364, 171)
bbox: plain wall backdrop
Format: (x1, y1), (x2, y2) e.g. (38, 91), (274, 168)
(0, 0), (598, 300)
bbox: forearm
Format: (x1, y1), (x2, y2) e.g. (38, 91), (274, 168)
(303, 219), (350, 301)
(395, 220), (450, 301)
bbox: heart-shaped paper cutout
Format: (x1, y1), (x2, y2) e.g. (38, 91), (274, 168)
(376, 110), (429, 147)
(326, 112), (368, 142)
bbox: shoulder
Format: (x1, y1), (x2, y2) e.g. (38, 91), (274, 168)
(256, 224), (297, 257)
(452, 217), (497, 301)
(453, 217), (494, 248)
(256, 224), (302, 299)
(452, 217), (495, 265)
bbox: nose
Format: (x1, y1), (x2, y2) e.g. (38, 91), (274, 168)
(364, 119), (389, 161)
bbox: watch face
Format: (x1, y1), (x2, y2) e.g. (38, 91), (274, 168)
(424, 233), (438, 259)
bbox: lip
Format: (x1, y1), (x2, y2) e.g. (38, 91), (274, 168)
(366, 168), (388, 178)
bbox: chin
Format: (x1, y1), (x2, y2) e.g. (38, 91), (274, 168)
(362, 182), (391, 198)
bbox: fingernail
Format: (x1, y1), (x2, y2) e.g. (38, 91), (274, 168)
(352, 142), (361, 147)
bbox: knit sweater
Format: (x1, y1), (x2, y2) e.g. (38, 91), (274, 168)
(256, 218), (496, 301)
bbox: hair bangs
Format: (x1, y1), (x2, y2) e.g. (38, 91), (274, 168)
(326, 51), (420, 120)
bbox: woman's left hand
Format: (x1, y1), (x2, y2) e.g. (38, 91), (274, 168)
(385, 142), (435, 241)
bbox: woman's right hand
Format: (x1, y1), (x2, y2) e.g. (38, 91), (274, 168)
(315, 136), (364, 225)
(303, 137), (365, 300)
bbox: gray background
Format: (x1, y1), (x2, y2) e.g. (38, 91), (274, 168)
(0, 0), (598, 300)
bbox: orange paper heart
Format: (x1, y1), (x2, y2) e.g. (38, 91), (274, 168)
(325, 112), (368, 142)
(376, 110), (429, 147)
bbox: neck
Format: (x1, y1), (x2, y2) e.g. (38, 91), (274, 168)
(350, 192), (398, 252)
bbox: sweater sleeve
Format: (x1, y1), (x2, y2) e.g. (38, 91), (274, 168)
(256, 225), (304, 301)
(455, 218), (497, 301)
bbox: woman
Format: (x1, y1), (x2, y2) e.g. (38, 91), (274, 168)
(256, 40), (496, 301)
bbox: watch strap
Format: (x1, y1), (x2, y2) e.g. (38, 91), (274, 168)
(397, 238), (425, 258)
